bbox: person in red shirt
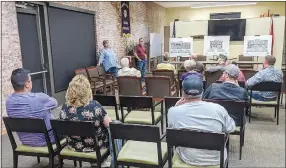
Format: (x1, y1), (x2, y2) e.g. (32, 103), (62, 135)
(134, 38), (147, 81)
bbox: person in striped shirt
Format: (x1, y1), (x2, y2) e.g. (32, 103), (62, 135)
(6, 68), (58, 147)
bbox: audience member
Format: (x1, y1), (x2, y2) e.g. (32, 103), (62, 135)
(134, 37), (147, 81)
(118, 57), (141, 77)
(203, 64), (248, 101)
(180, 60), (203, 81)
(6, 68), (58, 147)
(156, 52), (177, 74)
(207, 54), (229, 73)
(98, 40), (119, 77)
(218, 63), (246, 82)
(246, 55), (283, 101)
(168, 76), (236, 166)
(190, 53), (204, 73)
(60, 75), (112, 167)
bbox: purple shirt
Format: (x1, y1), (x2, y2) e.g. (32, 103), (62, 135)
(6, 92), (58, 147)
(180, 71), (203, 81)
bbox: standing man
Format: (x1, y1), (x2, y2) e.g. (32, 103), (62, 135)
(134, 38), (147, 81)
(98, 40), (119, 77)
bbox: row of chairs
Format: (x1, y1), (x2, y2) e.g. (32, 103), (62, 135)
(3, 117), (229, 168)
(74, 66), (116, 95)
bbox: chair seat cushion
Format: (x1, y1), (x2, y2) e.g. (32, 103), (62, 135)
(60, 146), (108, 159)
(117, 140), (167, 166)
(251, 98), (277, 105)
(16, 139), (66, 154)
(124, 111), (161, 124)
(234, 126), (241, 132)
(172, 152), (219, 168)
(105, 108), (128, 120)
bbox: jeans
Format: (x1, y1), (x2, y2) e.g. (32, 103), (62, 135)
(251, 91), (276, 101)
(136, 60), (146, 80)
(107, 67), (118, 78)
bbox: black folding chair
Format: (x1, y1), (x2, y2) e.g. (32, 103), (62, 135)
(248, 82), (282, 125)
(119, 95), (164, 132)
(51, 119), (110, 168)
(204, 99), (248, 160)
(3, 117), (65, 168)
(205, 70), (223, 88)
(110, 122), (168, 168)
(166, 128), (229, 168)
(164, 97), (180, 127)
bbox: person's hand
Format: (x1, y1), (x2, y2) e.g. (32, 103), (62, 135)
(97, 63), (100, 66)
(138, 58), (142, 61)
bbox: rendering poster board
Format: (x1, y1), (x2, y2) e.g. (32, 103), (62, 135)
(169, 37), (193, 57)
(203, 36), (230, 56)
(243, 35), (272, 56)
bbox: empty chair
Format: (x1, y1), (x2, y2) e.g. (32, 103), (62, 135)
(86, 66), (107, 94)
(74, 68), (88, 77)
(51, 119), (109, 168)
(97, 66), (116, 94)
(238, 55), (254, 69)
(152, 69), (177, 87)
(93, 94), (128, 121)
(248, 82), (282, 125)
(117, 76), (143, 96)
(145, 76), (178, 100)
(177, 69), (187, 81)
(164, 97), (181, 127)
(197, 55), (207, 61)
(3, 117), (66, 168)
(166, 128), (229, 168)
(110, 122), (168, 168)
(205, 70), (223, 88)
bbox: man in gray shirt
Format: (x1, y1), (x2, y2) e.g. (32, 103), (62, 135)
(168, 75), (236, 166)
(246, 55), (283, 101)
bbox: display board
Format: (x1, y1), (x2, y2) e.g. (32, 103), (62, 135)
(203, 36), (230, 56)
(243, 35), (272, 56)
(169, 37), (193, 57)
(149, 33), (162, 58)
(48, 7), (96, 92)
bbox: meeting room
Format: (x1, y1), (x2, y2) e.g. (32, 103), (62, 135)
(1, 1), (285, 168)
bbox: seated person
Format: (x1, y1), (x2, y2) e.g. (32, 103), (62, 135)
(156, 52), (177, 74)
(218, 63), (246, 82)
(118, 57), (141, 77)
(203, 64), (248, 101)
(60, 75), (112, 167)
(180, 60), (203, 81)
(190, 53), (204, 73)
(246, 55), (283, 101)
(6, 68), (58, 147)
(207, 54), (229, 73)
(168, 76), (236, 166)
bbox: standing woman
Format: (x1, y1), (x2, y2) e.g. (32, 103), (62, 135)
(134, 38), (147, 81)
(98, 40), (119, 77)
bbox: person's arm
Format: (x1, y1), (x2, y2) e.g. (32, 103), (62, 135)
(93, 101), (112, 128)
(220, 106), (236, 133)
(98, 50), (105, 66)
(202, 84), (212, 99)
(243, 89), (249, 101)
(207, 66), (220, 73)
(134, 46), (141, 61)
(39, 93), (58, 110)
(245, 71), (263, 88)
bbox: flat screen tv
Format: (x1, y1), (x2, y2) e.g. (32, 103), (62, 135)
(208, 19), (246, 41)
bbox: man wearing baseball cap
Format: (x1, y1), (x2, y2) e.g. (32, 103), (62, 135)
(6, 68), (58, 147)
(203, 64), (248, 101)
(168, 75), (236, 166)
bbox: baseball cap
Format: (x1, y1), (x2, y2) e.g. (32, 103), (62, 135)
(182, 75), (204, 96)
(224, 64), (240, 78)
(218, 54), (227, 61)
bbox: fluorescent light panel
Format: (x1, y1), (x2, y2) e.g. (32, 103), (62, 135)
(191, 2), (257, 8)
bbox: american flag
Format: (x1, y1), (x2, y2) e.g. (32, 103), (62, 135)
(172, 20), (176, 38)
(269, 16), (274, 55)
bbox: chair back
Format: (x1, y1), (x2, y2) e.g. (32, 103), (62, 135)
(97, 66), (106, 76)
(178, 56), (189, 62)
(204, 100), (247, 127)
(205, 70), (223, 88)
(152, 69), (175, 85)
(93, 95), (117, 106)
(177, 69), (187, 80)
(119, 95), (153, 109)
(117, 76), (142, 96)
(164, 97), (181, 127)
(3, 117), (52, 151)
(197, 55), (207, 61)
(215, 80), (245, 88)
(250, 82), (282, 92)
(74, 68), (88, 77)
(86, 66), (100, 82)
(241, 69), (257, 81)
(282, 70), (286, 93)
(166, 128), (227, 168)
(238, 55), (253, 61)
(145, 76), (173, 98)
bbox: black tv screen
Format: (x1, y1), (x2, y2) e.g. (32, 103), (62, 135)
(208, 19), (246, 41)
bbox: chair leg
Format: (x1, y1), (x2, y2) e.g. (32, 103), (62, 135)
(59, 157), (64, 168)
(277, 106), (279, 125)
(242, 130), (245, 146)
(161, 120), (164, 134)
(239, 134), (243, 160)
(79, 161), (82, 167)
(49, 157), (54, 168)
(274, 107), (277, 118)
(37, 156), (40, 164)
(13, 153), (18, 168)
(249, 106), (251, 123)
(74, 160), (77, 167)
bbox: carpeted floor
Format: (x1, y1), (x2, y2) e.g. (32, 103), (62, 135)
(1, 104), (285, 168)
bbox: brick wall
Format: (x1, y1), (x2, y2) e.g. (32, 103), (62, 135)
(1, 2), (165, 119)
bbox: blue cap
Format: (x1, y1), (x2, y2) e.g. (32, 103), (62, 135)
(182, 75), (204, 96)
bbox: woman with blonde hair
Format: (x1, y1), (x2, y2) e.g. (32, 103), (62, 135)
(60, 75), (112, 167)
